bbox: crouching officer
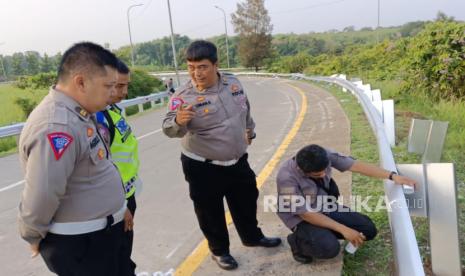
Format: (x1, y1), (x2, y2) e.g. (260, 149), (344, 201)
(162, 40), (281, 271)
(96, 60), (141, 274)
(276, 144), (416, 264)
(18, 42), (129, 276)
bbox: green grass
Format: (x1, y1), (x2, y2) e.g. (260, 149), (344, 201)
(0, 84), (48, 126)
(316, 79), (465, 274)
(314, 82), (393, 275)
(0, 84), (48, 153)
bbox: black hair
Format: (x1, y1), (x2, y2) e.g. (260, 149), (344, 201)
(186, 40), (218, 64)
(295, 144), (329, 173)
(57, 42), (119, 82)
(116, 59), (130, 74)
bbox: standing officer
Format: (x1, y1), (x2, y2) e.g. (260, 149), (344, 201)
(96, 60), (140, 274)
(276, 144), (416, 264)
(18, 42), (129, 276)
(162, 40), (281, 271)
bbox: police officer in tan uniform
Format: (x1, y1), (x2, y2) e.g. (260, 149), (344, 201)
(162, 40), (281, 270)
(18, 42), (130, 276)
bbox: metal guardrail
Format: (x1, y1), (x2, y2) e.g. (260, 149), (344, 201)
(301, 75), (425, 276)
(0, 123), (25, 138)
(0, 91), (169, 138)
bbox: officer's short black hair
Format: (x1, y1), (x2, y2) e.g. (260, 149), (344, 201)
(296, 144), (329, 173)
(186, 40), (218, 64)
(116, 59), (130, 74)
(57, 42), (119, 82)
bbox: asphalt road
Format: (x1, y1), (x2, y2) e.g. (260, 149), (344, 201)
(0, 76), (301, 275)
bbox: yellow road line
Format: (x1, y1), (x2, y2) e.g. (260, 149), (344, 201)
(175, 83), (308, 275)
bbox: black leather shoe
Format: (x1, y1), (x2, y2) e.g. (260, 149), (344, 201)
(243, 236), (282, 247)
(211, 253), (238, 270)
(287, 234), (313, 264)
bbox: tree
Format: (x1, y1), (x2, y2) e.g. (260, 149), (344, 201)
(436, 11), (454, 22)
(0, 55), (7, 80)
(231, 0), (273, 71)
(25, 51), (40, 75)
(53, 52), (62, 70)
(343, 26), (355, 32)
(41, 53), (54, 72)
(11, 53), (26, 76)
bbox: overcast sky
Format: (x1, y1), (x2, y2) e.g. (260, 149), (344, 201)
(1, 0), (464, 55)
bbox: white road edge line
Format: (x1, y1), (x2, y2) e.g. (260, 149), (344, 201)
(0, 128), (163, 193)
(136, 128), (162, 140)
(0, 180), (25, 193)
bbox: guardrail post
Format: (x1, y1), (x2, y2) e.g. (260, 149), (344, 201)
(403, 118), (461, 275)
(138, 103), (143, 113)
(426, 163), (461, 276)
(382, 100), (395, 146)
(407, 119), (448, 163)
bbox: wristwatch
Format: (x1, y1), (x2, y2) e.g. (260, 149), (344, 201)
(388, 171), (397, 181)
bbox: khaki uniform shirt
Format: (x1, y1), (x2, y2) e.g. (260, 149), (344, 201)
(162, 74), (255, 161)
(18, 88), (125, 245)
(276, 148), (355, 229)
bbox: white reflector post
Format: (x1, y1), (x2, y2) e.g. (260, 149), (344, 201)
(382, 100), (395, 146)
(372, 89), (382, 102)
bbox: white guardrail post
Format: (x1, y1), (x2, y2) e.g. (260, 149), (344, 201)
(0, 92), (169, 139)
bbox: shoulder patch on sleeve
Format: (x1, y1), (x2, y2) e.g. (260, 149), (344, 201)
(47, 132), (74, 160)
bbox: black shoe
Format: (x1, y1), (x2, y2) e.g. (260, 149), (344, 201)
(211, 253), (238, 270)
(287, 234), (313, 264)
(243, 236), (282, 247)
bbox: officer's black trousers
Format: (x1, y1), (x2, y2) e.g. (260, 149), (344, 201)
(181, 153), (264, 256)
(122, 195), (137, 275)
(39, 221), (132, 276)
(289, 209), (377, 259)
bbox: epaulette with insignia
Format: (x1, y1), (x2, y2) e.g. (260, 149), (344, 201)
(75, 106), (90, 119)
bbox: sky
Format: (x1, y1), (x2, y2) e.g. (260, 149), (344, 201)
(0, 0), (464, 55)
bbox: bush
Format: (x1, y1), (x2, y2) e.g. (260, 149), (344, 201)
(128, 69), (164, 99)
(269, 52), (312, 73)
(14, 97), (37, 118)
(401, 21), (465, 101)
(15, 72), (57, 90)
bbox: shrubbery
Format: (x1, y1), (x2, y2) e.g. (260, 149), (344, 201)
(268, 21), (465, 101)
(127, 69), (165, 99)
(15, 72), (57, 90)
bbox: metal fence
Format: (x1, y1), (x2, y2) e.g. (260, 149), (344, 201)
(0, 91), (169, 138)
